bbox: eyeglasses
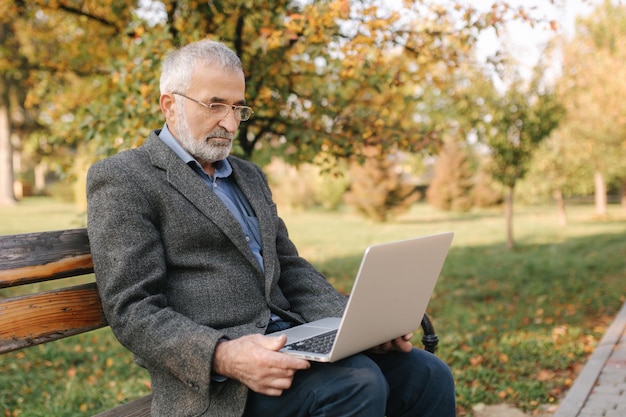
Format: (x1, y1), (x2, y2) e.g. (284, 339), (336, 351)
(173, 92), (254, 121)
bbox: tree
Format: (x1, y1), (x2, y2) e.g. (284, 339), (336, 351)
(0, 0), (134, 204)
(555, 0), (626, 217)
(3, 0), (549, 205)
(0, 13), (24, 205)
(461, 67), (564, 249)
(63, 1), (545, 163)
(521, 126), (594, 225)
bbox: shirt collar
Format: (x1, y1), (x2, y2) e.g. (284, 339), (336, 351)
(158, 123), (232, 178)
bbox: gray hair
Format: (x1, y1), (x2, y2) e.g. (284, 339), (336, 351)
(159, 40), (243, 94)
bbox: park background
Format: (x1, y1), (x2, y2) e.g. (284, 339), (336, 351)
(0, 0), (625, 416)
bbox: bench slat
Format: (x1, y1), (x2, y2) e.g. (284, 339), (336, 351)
(92, 394), (153, 417)
(0, 282), (107, 354)
(0, 228), (94, 288)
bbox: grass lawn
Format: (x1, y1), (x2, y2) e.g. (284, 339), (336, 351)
(1, 197), (625, 416)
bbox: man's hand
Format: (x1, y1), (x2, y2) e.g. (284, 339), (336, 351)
(368, 333), (414, 355)
(212, 334), (310, 396)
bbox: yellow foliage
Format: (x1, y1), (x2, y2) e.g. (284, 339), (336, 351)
(257, 86), (274, 102)
(329, 0), (350, 18)
(285, 14), (305, 34)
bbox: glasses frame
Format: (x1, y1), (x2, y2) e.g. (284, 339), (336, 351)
(172, 92), (254, 121)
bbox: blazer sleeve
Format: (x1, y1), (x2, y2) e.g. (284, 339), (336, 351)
(86, 155), (221, 396)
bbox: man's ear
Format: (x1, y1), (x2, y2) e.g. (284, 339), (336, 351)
(160, 93), (176, 121)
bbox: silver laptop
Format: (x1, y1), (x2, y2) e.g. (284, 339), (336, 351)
(276, 232), (454, 362)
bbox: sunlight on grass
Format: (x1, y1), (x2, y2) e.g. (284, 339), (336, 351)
(0, 197), (85, 234)
(1, 197), (625, 416)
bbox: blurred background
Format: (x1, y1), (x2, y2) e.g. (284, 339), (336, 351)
(0, 1), (625, 416)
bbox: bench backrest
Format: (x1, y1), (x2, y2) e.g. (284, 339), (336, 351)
(0, 228), (107, 354)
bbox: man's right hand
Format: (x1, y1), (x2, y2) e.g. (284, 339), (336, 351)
(212, 334), (311, 396)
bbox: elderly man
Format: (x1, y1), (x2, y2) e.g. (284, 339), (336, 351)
(86, 39), (455, 417)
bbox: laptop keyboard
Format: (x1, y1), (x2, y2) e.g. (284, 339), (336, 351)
(285, 330), (338, 354)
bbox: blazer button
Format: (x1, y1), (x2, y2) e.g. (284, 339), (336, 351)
(255, 321), (266, 328)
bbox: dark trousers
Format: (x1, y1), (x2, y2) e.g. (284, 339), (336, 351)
(243, 348), (456, 417)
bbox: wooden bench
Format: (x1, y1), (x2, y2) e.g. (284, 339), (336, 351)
(0, 228), (439, 416)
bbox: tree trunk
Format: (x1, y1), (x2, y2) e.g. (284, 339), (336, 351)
(620, 178), (626, 211)
(505, 186), (514, 250)
(34, 162), (47, 194)
(0, 100), (16, 206)
(553, 188), (567, 226)
(594, 170), (607, 218)
(0, 21), (17, 205)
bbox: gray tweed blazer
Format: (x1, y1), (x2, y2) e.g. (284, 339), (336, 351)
(86, 131), (347, 417)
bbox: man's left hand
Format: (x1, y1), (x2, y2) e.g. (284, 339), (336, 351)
(368, 333), (414, 354)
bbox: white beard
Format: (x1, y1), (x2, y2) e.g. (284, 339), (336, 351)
(174, 102), (234, 165)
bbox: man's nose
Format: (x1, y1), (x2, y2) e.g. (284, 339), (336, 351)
(218, 108), (240, 132)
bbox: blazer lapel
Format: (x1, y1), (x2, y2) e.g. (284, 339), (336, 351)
(144, 134), (261, 271)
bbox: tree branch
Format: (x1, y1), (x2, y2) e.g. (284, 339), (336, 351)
(26, 60), (111, 77)
(55, 3), (121, 33)
(167, 1), (179, 40)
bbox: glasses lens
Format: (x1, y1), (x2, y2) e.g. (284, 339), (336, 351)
(204, 102), (253, 121)
(238, 107), (253, 121)
(208, 103), (229, 119)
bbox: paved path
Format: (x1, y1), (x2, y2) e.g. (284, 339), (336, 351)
(553, 301), (626, 417)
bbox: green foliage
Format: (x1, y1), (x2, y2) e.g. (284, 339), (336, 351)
(75, 31), (167, 156)
(454, 63), (565, 248)
(519, 127), (595, 204)
(553, 0), (626, 198)
(472, 77), (564, 190)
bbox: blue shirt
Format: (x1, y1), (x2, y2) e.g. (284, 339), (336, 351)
(158, 125), (264, 272)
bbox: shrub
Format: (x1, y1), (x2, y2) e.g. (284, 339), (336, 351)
(426, 139), (474, 212)
(345, 145), (419, 222)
